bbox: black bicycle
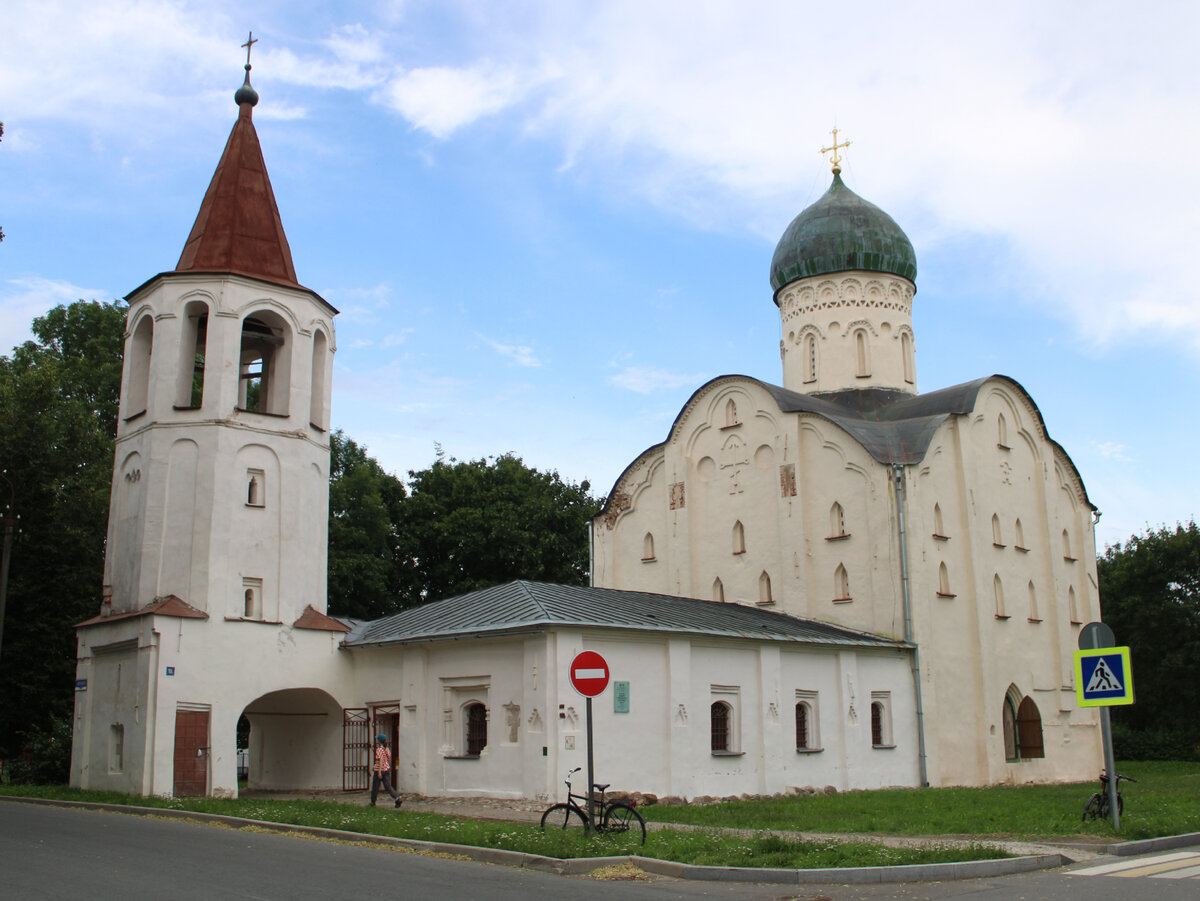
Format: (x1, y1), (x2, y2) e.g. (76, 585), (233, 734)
(1082, 771), (1137, 820)
(540, 767), (647, 844)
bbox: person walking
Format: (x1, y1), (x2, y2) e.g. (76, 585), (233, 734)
(370, 734), (402, 808)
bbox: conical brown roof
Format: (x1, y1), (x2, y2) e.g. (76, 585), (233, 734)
(175, 81), (300, 287)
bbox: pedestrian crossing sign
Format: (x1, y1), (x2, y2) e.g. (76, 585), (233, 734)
(1074, 646), (1134, 707)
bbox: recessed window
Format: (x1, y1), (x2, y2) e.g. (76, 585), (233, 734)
(854, 329), (870, 377)
(309, 329), (328, 430)
(242, 578), (263, 620)
(465, 702), (488, 757)
(757, 571), (773, 605)
(732, 520), (746, 555)
(901, 331), (914, 384)
(994, 574), (1007, 618)
(1069, 586), (1080, 624)
(997, 413), (1009, 448)
(870, 692), (893, 748)
(992, 514), (1004, 547)
(642, 532), (655, 562)
(1027, 580), (1041, 622)
(125, 314), (154, 418)
(795, 691), (821, 751)
(937, 562), (954, 598)
(932, 503), (948, 539)
(805, 333), (818, 383)
(828, 502), (848, 539)
(724, 399), (739, 427)
(1062, 529), (1075, 561)
(176, 302), (208, 409)
(109, 724), (125, 773)
(1014, 518), (1026, 550)
(246, 469), (265, 507)
(833, 563), (851, 602)
(713, 577), (725, 603)
(710, 686), (740, 755)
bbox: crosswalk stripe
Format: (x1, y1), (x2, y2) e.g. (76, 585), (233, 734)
(1154, 864), (1200, 879)
(1070, 851), (1200, 877)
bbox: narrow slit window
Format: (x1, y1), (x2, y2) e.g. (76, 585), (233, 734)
(829, 502), (847, 538)
(992, 514), (1004, 546)
(834, 563), (850, 602)
(994, 574), (1007, 618)
(712, 577), (725, 603)
(732, 520), (745, 555)
(757, 571), (772, 605)
(642, 532), (655, 561)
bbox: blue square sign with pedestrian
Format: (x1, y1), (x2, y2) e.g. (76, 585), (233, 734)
(1074, 646), (1134, 707)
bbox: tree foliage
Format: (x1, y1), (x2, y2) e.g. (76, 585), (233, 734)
(398, 452), (603, 605)
(326, 431), (409, 620)
(1098, 520), (1200, 759)
(0, 301), (126, 764)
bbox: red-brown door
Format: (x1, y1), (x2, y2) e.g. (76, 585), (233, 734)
(173, 709), (210, 796)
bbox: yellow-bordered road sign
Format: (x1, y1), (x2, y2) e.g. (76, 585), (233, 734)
(1075, 646), (1134, 707)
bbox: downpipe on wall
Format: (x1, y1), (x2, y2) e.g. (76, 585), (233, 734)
(893, 464), (929, 788)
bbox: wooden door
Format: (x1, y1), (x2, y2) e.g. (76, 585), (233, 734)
(173, 709), (209, 796)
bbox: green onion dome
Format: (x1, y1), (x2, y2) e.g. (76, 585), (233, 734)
(770, 172), (916, 299)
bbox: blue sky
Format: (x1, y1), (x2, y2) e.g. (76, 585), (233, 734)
(2, 0), (1197, 550)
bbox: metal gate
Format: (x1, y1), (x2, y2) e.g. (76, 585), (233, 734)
(342, 708), (370, 791)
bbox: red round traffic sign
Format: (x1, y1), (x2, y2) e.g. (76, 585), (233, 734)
(569, 650), (610, 698)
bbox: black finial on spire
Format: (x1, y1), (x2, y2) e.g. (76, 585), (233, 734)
(235, 31), (260, 108)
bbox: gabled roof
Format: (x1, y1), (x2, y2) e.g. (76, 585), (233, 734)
(600, 373), (1093, 514)
(76, 594), (208, 629)
(174, 80), (301, 289)
(343, 580), (909, 649)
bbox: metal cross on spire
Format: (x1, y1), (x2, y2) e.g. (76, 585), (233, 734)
(820, 128), (852, 175)
(242, 31), (258, 68)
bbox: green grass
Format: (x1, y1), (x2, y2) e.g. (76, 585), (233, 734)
(643, 761), (1200, 842)
(0, 786), (1006, 869)
(5, 762), (1196, 868)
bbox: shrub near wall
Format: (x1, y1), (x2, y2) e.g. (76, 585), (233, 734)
(1112, 723), (1200, 762)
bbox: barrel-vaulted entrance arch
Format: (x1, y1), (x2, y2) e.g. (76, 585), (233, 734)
(240, 688), (345, 793)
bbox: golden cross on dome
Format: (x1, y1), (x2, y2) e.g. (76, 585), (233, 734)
(242, 31), (258, 67)
(820, 128), (851, 174)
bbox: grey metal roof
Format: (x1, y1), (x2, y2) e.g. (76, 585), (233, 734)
(344, 580), (910, 650)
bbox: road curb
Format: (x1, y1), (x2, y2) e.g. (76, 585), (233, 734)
(1105, 831), (1200, 857)
(0, 795), (1089, 883)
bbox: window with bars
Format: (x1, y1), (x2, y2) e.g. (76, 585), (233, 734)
(710, 701), (731, 753)
(465, 703), (487, 757)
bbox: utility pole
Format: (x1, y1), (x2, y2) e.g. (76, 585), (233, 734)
(0, 470), (15, 667)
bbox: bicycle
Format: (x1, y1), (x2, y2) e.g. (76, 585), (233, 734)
(540, 766), (647, 844)
(1082, 771), (1137, 820)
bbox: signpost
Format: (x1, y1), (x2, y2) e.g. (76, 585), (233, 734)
(1077, 622), (1134, 829)
(569, 650), (610, 829)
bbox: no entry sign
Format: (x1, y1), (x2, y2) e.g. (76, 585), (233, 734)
(569, 650), (610, 697)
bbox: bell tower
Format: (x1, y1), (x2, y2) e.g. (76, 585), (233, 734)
(103, 51), (337, 626)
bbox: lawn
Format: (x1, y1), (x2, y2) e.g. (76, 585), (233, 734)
(643, 761), (1200, 842)
(3, 761), (1196, 868)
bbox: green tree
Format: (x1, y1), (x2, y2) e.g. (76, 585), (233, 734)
(399, 452), (603, 604)
(0, 300), (126, 770)
(326, 431), (409, 620)
(1098, 520), (1200, 760)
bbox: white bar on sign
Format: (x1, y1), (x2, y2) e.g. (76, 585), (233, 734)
(574, 668), (606, 679)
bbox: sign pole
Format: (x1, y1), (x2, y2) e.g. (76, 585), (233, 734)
(585, 695), (595, 830)
(1100, 707), (1119, 830)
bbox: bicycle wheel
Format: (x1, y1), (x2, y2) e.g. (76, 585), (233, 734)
(601, 802), (646, 844)
(1082, 792), (1103, 821)
(540, 803), (588, 832)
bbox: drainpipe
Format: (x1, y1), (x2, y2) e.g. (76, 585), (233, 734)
(893, 464), (929, 788)
(587, 520), (595, 588)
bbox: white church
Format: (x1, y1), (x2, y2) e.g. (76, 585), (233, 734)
(70, 66), (1105, 800)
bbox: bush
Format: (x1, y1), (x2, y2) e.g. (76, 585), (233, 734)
(1111, 722), (1200, 761)
(5, 715), (73, 784)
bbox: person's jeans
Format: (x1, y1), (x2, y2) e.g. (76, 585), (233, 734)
(371, 771), (400, 805)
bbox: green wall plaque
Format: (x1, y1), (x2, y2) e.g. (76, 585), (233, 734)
(613, 680), (630, 713)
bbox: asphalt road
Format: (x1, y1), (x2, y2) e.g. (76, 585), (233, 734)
(2, 800), (1196, 901)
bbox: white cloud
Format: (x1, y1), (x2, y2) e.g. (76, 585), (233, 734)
(481, 337), (542, 368)
(376, 63), (536, 138)
(609, 365), (703, 394)
(0, 277), (116, 354)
